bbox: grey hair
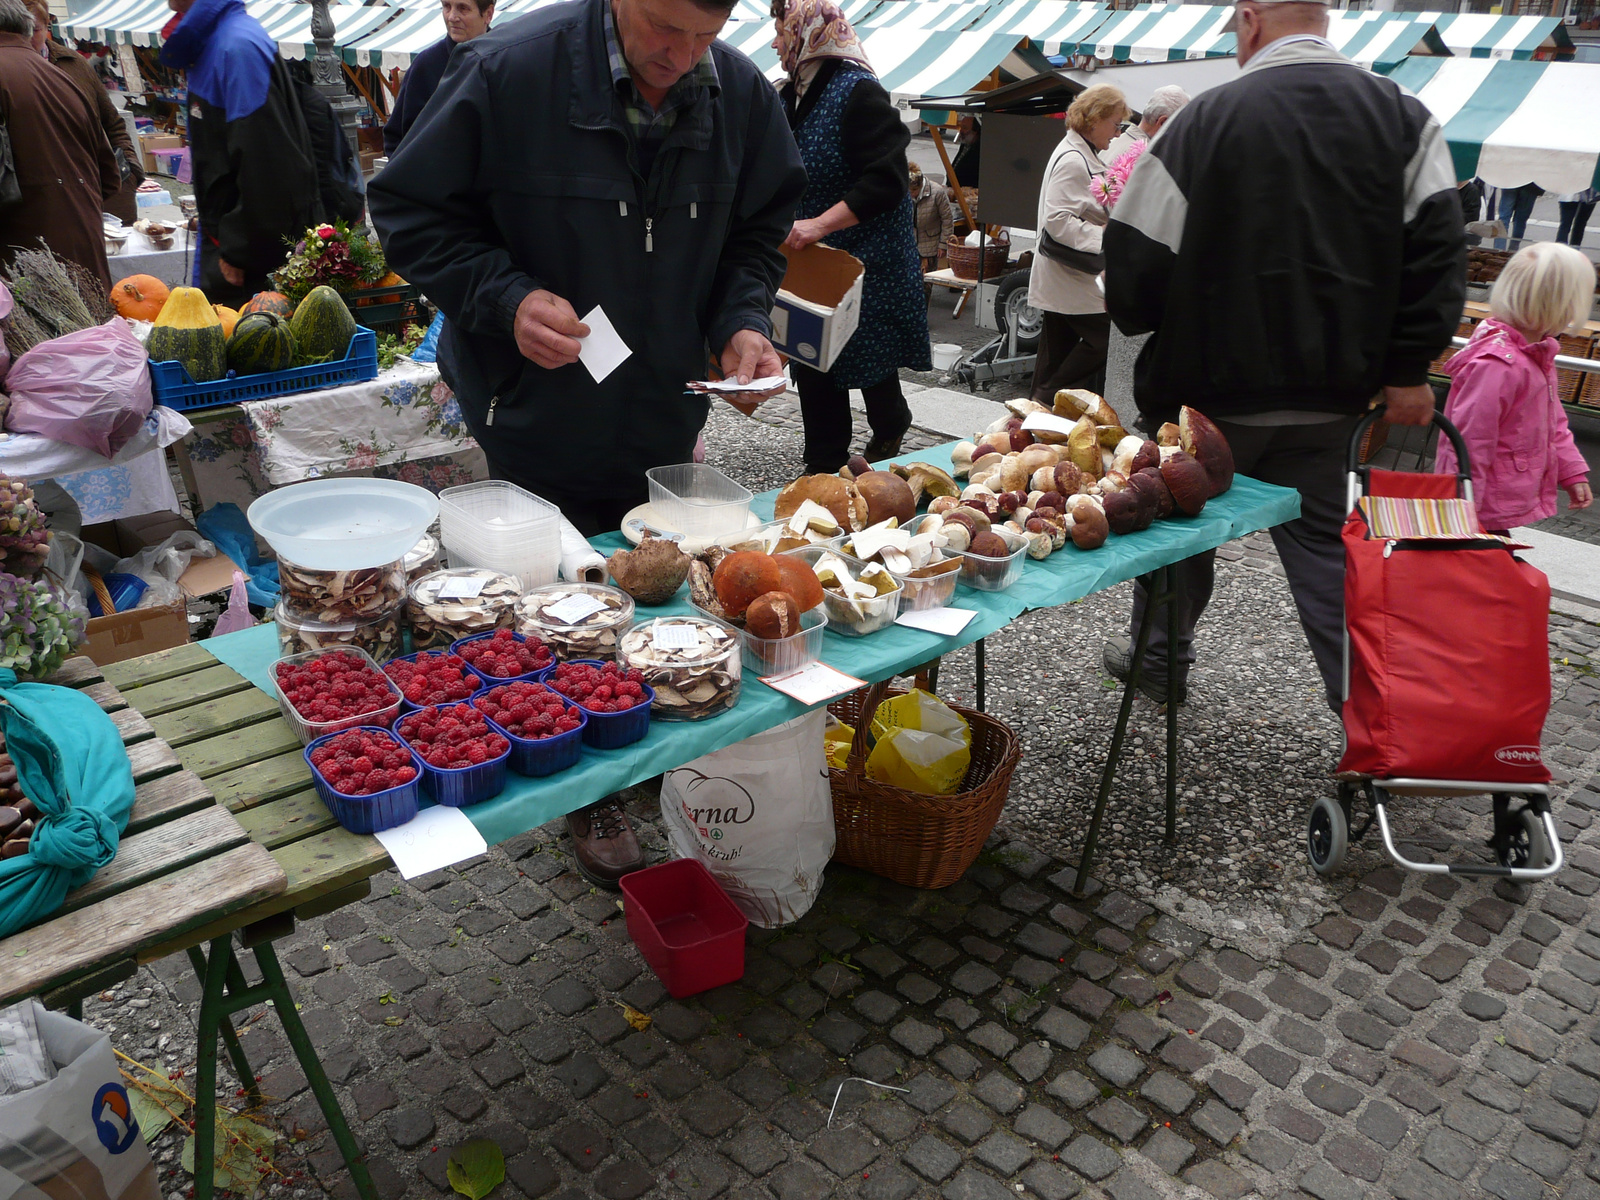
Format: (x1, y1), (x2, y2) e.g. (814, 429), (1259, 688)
(0, 0), (34, 35)
(1141, 85), (1190, 127)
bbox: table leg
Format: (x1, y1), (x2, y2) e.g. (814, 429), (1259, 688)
(186, 946), (262, 1108)
(1166, 579), (1180, 842)
(975, 638), (986, 712)
(192, 937), (232, 1200)
(1073, 567), (1164, 895)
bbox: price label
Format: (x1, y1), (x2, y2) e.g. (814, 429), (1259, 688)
(545, 593), (609, 624)
(652, 623), (700, 650)
(437, 575), (487, 600)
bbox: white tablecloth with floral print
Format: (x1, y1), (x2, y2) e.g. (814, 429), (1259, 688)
(0, 408), (193, 524)
(179, 359), (488, 520)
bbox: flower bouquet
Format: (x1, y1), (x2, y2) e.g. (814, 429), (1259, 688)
(1092, 139), (1148, 212)
(273, 220), (394, 306)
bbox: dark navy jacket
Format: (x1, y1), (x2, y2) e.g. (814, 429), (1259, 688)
(369, 0), (807, 512)
(382, 36), (452, 156)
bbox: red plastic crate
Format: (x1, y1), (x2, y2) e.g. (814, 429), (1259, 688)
(620, 859), (748, 998)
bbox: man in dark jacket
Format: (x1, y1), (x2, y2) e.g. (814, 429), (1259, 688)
(160, 0), (322, 304)
(381, 0), (495, 155)
(370, 0), (805, 887)
(1101, 0), (1464, 712)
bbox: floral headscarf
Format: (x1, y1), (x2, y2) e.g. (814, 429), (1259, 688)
(776, 0), (873, 83)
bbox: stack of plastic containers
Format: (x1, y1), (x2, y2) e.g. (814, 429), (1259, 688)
(438, 481), (561, 590)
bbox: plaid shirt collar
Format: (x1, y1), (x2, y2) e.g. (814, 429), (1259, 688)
(602, 0), (719, 128)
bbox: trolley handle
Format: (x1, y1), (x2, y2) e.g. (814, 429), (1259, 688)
(1347, 405), (1474, 501)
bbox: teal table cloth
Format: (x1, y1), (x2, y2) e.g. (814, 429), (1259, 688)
(205, 440), (1300, 846)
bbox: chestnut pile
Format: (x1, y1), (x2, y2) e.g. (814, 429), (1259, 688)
(945, 394), (1234, 557)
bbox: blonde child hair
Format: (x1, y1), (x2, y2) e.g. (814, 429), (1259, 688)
(1489, 241), (1596, 340)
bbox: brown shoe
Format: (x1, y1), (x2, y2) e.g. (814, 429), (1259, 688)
(566, 796), (644, 889)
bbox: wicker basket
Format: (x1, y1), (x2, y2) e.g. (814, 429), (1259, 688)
(945, 233), (1010, 281)
(1557, 332), (1595, 408)
(828, 680), (1022, 890)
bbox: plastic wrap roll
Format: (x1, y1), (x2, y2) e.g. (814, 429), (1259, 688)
(559, 516), (606, 584)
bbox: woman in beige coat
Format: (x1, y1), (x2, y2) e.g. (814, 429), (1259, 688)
(1027, 85), (1125, 403)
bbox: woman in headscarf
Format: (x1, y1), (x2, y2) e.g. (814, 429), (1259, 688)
(773, 0), (930, 473)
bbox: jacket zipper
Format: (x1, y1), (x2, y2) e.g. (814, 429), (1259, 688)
(644, 217), (653, 253)
(486, 396), (498, 426)
(1383, 537), (1506, 557)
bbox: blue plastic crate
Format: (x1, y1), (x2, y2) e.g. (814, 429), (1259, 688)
(396, 701), (511, 807)
(304, 726), (423, 834)
(150, 327), (379, 413)
(483, 704), (587, 777)
(548, 659), (654, 750)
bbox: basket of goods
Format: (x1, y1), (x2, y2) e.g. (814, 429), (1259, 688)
(827, 680), (1022, 890)
(273, 221), (429, 336)
(944, 230), (1010, 280)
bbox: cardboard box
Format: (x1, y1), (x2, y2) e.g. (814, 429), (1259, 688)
(80, 602), (189, 667)
(139, 132), (182, 174)
(769, 243), (864, 373)
(81, 511), (195, 560)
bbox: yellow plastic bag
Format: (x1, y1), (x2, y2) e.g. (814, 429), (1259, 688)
(823, 713), (856, 772)
(864, 689), (972, 795)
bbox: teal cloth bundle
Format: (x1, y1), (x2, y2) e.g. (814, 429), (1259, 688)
(0, 669), (136, 940)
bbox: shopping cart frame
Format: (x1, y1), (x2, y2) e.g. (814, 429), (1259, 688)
(1306, 406), (1565, 881)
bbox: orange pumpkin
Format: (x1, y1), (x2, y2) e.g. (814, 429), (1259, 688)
(213, 305), (240, 338)
(355, 271), (407, 308)
(110, 274), (170, 322)
(241, 291), (294, 319)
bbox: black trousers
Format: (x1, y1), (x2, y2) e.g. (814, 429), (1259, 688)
(1030, 310), (1111, 403)
(792, 363), (912, 473)
(1127, 415), (1360, 713)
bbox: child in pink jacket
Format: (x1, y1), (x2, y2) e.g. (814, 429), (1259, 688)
(1436, 242), (1596, 531)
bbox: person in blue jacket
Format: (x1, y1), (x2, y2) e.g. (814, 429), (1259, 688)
(382, 0), (496, 156)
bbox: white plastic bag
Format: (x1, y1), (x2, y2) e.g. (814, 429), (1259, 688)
(4, 318), (153, 458)
(113, 530), (216, 608)
(660, 711), (835, 927)
(0, 1001), (161, 1200)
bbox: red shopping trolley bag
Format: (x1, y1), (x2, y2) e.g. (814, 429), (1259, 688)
(1337, 482), (1551, 784)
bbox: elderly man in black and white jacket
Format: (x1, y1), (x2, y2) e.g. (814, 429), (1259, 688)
(1100, 0), (1466, 712)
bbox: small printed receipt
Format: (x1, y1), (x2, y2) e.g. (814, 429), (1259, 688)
(578, 305), (632, 384)
(895, 607), (978, 636)
(652, 623), (700, 651)
(761, 661), (864, 706)
(438, 576), (488, 600)
(545, 593), (609, 624)
(374, 806), (489, 879)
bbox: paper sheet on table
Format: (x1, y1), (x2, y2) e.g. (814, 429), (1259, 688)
(760, 661), (864, 706)
(687, 376), (787, 394)
(374, 806), (488, 878)
(895, 607), (978, 636)
(578, 306), (631, 384)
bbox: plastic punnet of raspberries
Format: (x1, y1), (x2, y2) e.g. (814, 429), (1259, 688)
(472, 681), (584, 740)
(275, 650), (399, 730)
(396, 702), (510, 769)
(0, 476), (53, 580)
(385, 652), (481, 707)
(457, 629), (553, 678)
(309, 728), (418, 796)
(547, 661), (649, 714)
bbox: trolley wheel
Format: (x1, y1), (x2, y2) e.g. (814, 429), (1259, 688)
(1307, 795), (1349, 876)
(993, 270), (1041, 353)
(1497, 806), (1553, 871)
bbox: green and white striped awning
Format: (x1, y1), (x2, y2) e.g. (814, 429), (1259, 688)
(969, 0), (1111, 57)
(343, 0), (563, 68)
(1066, 4), (1234, 64)
(254, 2), (400, 61)
(1413, 12), (1574, 61)
(1388, 56), (1600, 193)
(1320, 11), (1447, 71)
(59, 0), (173, 46)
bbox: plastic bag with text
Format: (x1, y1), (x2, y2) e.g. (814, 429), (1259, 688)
(865, 688), (972, 795)
(660, 711), (834, 928)
(4, 319), (153, 458)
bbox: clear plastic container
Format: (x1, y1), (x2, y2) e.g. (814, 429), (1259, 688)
(271, 647), (403, 745)
(618, 616), (741, 720)
(406, 567), (521, 649)
(718, 517), (843, 556)
(784, 546), (902, 638)
(887, 559), (961, 612)
(277, 555), (405, 624)
(403, 532), (442, 582)
(438, 480), (561, 590)
(247, 478), (439, 571)
(739, 606), (826, 676)
(515, 583), (635, 662)
(274, 600), (404, 662)
(959, 529), (1029, 592)
(646, 464), (753, 540)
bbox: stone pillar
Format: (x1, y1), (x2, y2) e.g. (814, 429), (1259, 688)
(309, 0), (361, 154)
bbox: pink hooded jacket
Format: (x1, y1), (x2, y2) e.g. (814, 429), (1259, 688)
(1435, 318), (1588, 529)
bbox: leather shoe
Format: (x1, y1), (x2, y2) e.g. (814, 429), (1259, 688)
(566, 795), (644, 889)
(1102, 635), (1187, 705)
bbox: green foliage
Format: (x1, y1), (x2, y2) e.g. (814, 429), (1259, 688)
(447, 1139), (505, 1200)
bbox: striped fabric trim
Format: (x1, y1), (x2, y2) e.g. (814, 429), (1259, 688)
(1357, 496), (1509, 541)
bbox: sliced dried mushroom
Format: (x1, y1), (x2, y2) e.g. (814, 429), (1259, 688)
(618, 617), (740, 720)
(515, 583), (634, 663)
(406, 568), (521, 649)
(274, 603), (403, 662)
(278, 558), (406, 622)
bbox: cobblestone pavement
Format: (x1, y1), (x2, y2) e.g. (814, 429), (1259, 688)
(82, 404), (1600, 1200)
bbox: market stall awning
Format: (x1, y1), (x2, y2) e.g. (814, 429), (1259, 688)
(59, 0), (172, 47)
(968, 0), (1112, 57)
(1320, 11), (1448, 70)
(256, 2), (401, 62)
(1413, 12), (1574, 61)
(1064, 4), (1235, 63)
(1387, 56), (1600, 194)
(343, 0), (566, 68)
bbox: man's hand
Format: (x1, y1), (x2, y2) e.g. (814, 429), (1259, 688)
(783, 218), (830, 252)
(514, 289), (590, 369)
(218, 258), (245, 288)
(1382, 384), (1435, 426)
(717, 330), (786, 415)
(1568, 481), (1594, 511)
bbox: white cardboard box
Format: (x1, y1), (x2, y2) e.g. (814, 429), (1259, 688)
(769, 243), (864, 373)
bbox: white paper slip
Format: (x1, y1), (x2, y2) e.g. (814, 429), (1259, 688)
(578, 305), (632, 384)
(1020, 411), (1080, 436)
(895, 607), (978, 636)
(652, 623), (701, 651)
(761, 661), (864, 706)
(687, 376), (788, 394)
(374, 806), (489, 879)
(544, 593), (609, 624)
(438, 575), (487, 600)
